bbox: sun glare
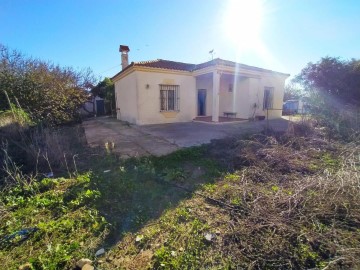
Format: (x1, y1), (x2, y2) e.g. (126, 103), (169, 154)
(222, 0), (264, 54)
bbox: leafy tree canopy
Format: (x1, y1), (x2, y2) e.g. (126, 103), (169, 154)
(91, 77), (115, 114)
(91, 77), (113, 98)
(0, 44), (95, 125)
(295, 56), (360, 105)
(283, 82), (304, 101)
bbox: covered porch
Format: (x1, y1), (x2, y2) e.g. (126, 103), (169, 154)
(193, 65), (263, 123)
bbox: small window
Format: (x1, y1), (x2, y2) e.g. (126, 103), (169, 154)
(160, 84), (180, 111)
(228, 84), (233, 93)
(263, 87), (274, 110)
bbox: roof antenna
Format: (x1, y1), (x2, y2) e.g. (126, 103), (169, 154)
(209, 49), (215, 60)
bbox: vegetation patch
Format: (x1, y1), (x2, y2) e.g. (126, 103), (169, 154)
(102, 125), (360, 270)
(1, 111), (359, 269)
(0, 173), (108, 269)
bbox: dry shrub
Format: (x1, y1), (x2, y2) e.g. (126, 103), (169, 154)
(25, 126), (87, 171)
(210, 129), (336, 176)
(211, 142), (360, 269)
(256, 146), (315, 174)
(201, 125), (360, 268)
(286, 119), (315, 137)
(0, 111), (16, 128)
(1, 124), (87, 177)
(310, 101), (360, 142)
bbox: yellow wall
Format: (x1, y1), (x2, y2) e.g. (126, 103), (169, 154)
(135, 71), (196, 125)
(114, 67), (288, 125)
(115, 72), (139, 124)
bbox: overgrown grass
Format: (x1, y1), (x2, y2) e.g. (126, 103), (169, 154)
(87, 146), (222, 247)
(0, 122), (87, 180)
(0, 106), (33, 128)
(0, 125), (222, 269)
(101, 124), (360, 270)
(0, 173), (108, 269)
(1, 116), (359, 269)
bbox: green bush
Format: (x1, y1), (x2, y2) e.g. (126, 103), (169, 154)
(0, 44), (95, 125)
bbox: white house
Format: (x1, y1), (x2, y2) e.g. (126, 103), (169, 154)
(112, 45), (289, 125)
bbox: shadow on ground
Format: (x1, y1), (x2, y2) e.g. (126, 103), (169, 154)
(81, 117), (291, 248)
(86, 145), (223, 248)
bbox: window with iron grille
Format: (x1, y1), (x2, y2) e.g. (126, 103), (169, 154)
(263, 87), (274, 110)
(160, 84), (180, 111)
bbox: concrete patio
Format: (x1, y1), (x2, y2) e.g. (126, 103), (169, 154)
(82, 116), (290, 158)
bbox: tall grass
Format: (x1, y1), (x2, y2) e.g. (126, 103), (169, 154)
(307, 94), (360, 141)
(0, 104), (87, 181)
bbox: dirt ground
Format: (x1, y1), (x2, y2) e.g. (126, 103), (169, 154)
(82, 116), (290, 158)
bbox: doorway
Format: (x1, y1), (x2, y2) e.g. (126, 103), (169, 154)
(197, 89), (206, 116)
(96, 99), (105, 116)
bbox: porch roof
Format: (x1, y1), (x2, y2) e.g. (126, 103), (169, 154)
(111, 58), (289, 81)
(192, 58), (289, 76)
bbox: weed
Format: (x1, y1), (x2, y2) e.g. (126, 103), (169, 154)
(202, 183), (217, 194)
(0, 173), (108, 269)
(224, 173), (240, 182)
(321, 152), (340, 168)
(152, 218), (209, 269)
(162, 168), (187, 183)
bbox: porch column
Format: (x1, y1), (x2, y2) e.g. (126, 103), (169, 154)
(212, 71), (220, 122)
(232, 75), (237, 113)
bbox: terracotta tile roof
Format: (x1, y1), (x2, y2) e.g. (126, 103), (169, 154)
(112, 58), (289, 80)
(134, 59), (195, 71)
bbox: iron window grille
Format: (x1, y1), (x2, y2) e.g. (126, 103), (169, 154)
(263, 87), (274, 110)
(160, 84), (180, 111)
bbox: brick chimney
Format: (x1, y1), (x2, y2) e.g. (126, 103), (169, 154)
(119, 45), (130, 70)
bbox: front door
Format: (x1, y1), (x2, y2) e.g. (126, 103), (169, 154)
(96, 99), (105, 116)
(197, 89), (206, 116)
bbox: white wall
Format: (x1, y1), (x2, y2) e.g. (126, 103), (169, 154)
(195, 74), (213, 116)
(234, 76), (249, 119)
(247, 77), (262, 119)
(196, 73), (285, 120)
(258, 74), (287, 119)
(136, 71), (196, 125)
(219, 74), (234, 116)
(115, 72), (138, 124)
(219, 74), (286, 120)
(115, 68), (287, 124)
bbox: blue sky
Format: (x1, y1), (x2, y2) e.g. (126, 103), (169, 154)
(1, 0), (359, 81)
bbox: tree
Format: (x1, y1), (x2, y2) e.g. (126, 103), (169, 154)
(295, 57), (360, 105)
(283, 82), (303, 101)
(295, 57), (360, 140)
(0, 44), (95, 125)
(91, 77), (115, 115)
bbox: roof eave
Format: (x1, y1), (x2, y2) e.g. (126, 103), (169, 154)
(111, 64), (135, 82)
(193, 63), (290, 78)
(111, 58), (290, 81)
(112, 65), (193, 82)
